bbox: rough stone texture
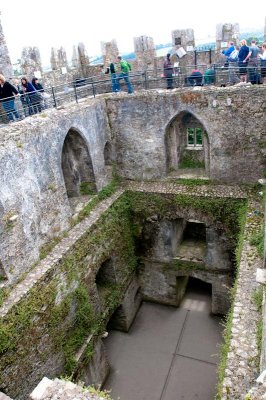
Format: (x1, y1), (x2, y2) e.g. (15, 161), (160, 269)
(50, 47), (69, 72)
(221, 201), (264, 399)
(0, 99), (111, 283)
(0, 13), (13, 79)
(106, 88), (265, 182)
(171, 29), (195, 52)
(133, 36), (156, 71)
(30, 378), (109, 400)
(0, 189), (132, 399)
(1, 84), (264, 285)
(0, 393), (12, 400)
(216, 23), (239, 50)
(20, 46), (43, 77)
(75, 338), (110, 388)
(108, 278), (142, 331)
(101, 40), (119, 67)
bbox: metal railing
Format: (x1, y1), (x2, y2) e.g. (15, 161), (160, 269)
(0, 64), (265, 125)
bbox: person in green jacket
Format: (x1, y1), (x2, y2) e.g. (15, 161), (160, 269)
(204, 65), (216, 85)
(117, 56), (133, 94)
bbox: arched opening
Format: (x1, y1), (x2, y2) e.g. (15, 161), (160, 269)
(61, 129), (96, 198)
(176, 219), (207, 262)
(165, 112), (210, 176)
(179, 277), (212, 313)
(95, 258), (117, 308)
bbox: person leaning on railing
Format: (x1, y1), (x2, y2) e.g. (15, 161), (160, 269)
(0, 74), (20, 122)
(21, 77), (43, 114)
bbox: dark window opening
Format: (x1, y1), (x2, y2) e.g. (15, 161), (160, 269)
(187, 127), (203, 147)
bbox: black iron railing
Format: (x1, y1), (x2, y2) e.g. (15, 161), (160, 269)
(0, 64), (265, 125)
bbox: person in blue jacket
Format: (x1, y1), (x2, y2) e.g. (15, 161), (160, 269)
(21, 77), (42, 114)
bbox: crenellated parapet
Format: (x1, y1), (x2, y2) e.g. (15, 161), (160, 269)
(133, 35), (156, 71)
(20, 46), (42, 78)
(101, 39), (119, 67)
(216, 22), (239, 50)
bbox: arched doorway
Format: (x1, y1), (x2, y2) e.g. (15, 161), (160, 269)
(165, 111), (210, 175)
(61, 129), (96, 198)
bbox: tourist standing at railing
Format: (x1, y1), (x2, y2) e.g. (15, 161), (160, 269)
(204, 65), (216, 85)
(163, 53), (174, 89)
(105, 60), (119, 92)
(259, 43), (266, 84)
(21, 77), (43, 114)
(244, 40), (261, 84)
(221, 41), (235, 68)
(238, 39), (250, 83)
(0, 74), (20, 122)
(32, 77), (50, 108)
(227, 46), (240, 85)
(117, 56), (133, 94)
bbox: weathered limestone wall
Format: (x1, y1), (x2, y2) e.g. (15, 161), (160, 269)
(107, 87), (265, 182)
(0, 190), (138, 399)
(29, 377), (110, 400)
(0, 13), (13, 78)
(221, 201), (264, 399)
(129, 189), (243, 314)
(0, 100), (111, 283)
(0, 87), (264, 284)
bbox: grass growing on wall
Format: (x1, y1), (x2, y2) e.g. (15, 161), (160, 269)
(0, 192), (137, 385)
(0, 187), (251, 396)
(215, 201), (251, 400)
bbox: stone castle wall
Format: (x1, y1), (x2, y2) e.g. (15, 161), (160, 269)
(0, 87), (265, 285)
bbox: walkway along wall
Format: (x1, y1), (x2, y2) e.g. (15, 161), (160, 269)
(0, 87), (265, 285)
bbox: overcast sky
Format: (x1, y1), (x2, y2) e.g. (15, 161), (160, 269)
(1, 1), (265, 66)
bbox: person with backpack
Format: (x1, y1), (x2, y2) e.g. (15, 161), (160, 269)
(116, 56), (133, 94)
(227, 46), (240, 85)
(105, 59), (119, 92)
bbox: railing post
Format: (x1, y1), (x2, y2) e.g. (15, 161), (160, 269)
(91, 78), (96, 98)
(144, 71), (148, 90)
(51, 86), (57, 108)
(209, 48), (212, 65)
(73, 84), (78, 103)
(194, 50), (197, 67)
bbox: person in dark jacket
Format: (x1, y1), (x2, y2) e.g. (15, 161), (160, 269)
(32, 77), (44, 93)
(0, 74), (20, 122)
(21, 77), (42, 114)
(238, 39), (250, 83)
(187, 69), (203, 86)
(163, 53), (174, 89)
(105, 60), (119, 92)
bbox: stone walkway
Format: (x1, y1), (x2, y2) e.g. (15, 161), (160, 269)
(221, 200), (264, 399)
(126, 181), (248, 199)
(104, 280), (223, 400)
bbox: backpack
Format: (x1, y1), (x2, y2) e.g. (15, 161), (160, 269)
(228, 50), (239, 62)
